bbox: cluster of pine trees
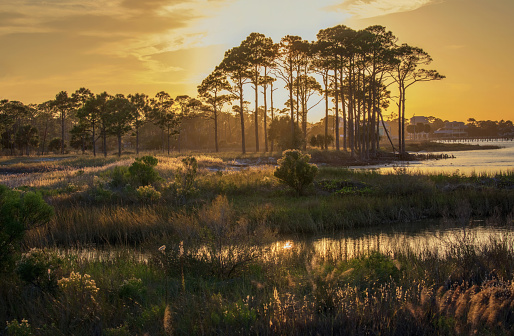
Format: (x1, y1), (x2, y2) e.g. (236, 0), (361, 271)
(199, 24), (445, 157)
(0, 91), (206, 156)
(0, 24), (446, 157)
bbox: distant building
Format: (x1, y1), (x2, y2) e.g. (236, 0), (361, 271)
(409, 116), (430, 139)
(433, 121), (468, 138)
(410, 116), (429, 125)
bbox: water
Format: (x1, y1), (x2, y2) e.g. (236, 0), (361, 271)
(274, 220), (514, 261)
(354, 140), (514, 175)
(57, 220), (514, 264)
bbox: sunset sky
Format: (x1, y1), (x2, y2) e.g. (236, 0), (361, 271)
(0, 0), (512, 123)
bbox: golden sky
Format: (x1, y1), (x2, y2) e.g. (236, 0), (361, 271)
(0, 0), (512, 122)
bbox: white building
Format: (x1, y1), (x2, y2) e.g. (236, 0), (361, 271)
(433, 121), (468, 138)
(410, 116), (429, 125)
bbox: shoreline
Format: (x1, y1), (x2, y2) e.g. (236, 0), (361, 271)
(0, 140), (502, 174)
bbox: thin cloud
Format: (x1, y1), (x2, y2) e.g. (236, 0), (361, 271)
(191, 0), (347, 47)
(0, 11), (26, 25)
(120, 0), (190, 11)
(329, 0), (435, 18)
(0, 0), (206, 81)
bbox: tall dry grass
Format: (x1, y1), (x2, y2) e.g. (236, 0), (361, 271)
(5, 215), (514, 334)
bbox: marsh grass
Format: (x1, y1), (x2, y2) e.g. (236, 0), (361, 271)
(1, 153), (514, 334)
(4, 219), (514, 335)
(25, 204), (176, 247)
(3, 156), (510, 247)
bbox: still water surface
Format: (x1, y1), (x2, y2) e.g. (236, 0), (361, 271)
(66, 221), (514, 262)
(354, 140), (514, 175)
(315, 140), (514, 258)
(275, 220), (514, 261)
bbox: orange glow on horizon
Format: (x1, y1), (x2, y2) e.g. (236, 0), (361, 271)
(0, 0), (511, 123)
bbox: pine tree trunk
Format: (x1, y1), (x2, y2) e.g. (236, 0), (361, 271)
(270, 82), (275, 153)
(254, 73), (259, 152)
(118, 134), (122, 157)
(334, 64), (340, 151)
(61, 111), (65, 154)
(239, 83), (246, 154)
(214, 107), (219, 152)
(323, 71), (329, 150)
(263, 84), (268, 152)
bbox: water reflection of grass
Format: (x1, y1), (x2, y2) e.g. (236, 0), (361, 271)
(4, 220), (514, 335)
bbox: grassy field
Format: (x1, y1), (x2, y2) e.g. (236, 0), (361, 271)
(1, 151), (509, 246)
(1, 150), (513, 335)
(2, 221), (514, 335)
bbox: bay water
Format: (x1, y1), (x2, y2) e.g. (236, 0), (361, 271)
(355, 139), (514, 175)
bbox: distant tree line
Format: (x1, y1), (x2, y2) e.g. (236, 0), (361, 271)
(1, 24), (448, 156)
(404, 117), (514, 139)
(465, 119), (514, 138)
(0, 92), (269, 156)
(0, 91), (207, 156)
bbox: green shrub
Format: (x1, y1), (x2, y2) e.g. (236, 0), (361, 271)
(136, 185), (161, 203)
(90, 184), (115, 203)
(268, 116), (304, 150)
(128, 156), (161, 186)
(57, 271), (100, 333)
(338, 251), (401, 289)
(15, 248), (62, 292)
(48, 137), (63, 153)
(163, 156), (198, 205)
(5, 319), (32, 336)
(0, 185), (54, 272)
(175, 156), (198, 199)
(108, 166), (131, 189)
(177, 156), (198, 193)
(118, 278), (147, 304)
(274, 150), (318, 196)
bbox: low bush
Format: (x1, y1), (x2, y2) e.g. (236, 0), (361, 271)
(155, 195), (275, 279)
(0, 185), (54, 272)
(128, 156), (161, 187)
(136, 185), (161, 203)
(107, 166), (131, 189)
(15, 248), (62, 292)
(57, 271), (101, 334)
(274, 150), (318, 196)
(5, 319), (32, 336)
(118, 278), (147, 304)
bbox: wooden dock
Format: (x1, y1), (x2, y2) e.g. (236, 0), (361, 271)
(433, 137), (513, 142)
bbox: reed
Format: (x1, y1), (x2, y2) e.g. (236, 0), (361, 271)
(1, 153), (514, 334)
(7, 156), (510, 247)
(4, 218), (514, 335)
